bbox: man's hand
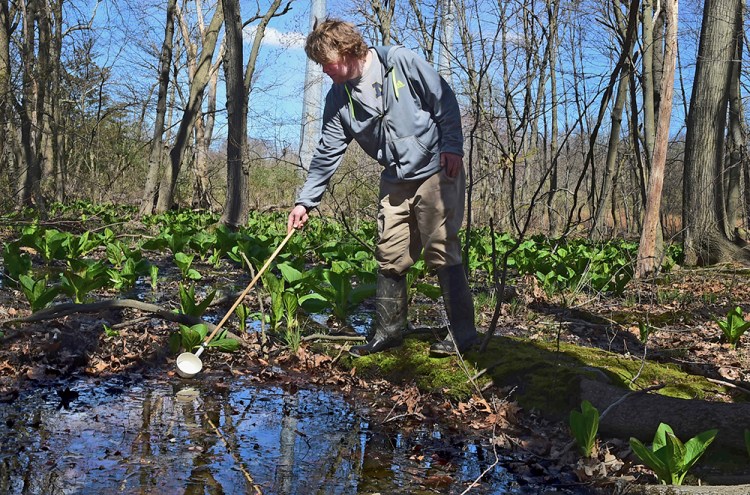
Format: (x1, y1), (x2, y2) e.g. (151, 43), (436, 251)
(287, 205), (309, 233)
(440, 152), (463, 178)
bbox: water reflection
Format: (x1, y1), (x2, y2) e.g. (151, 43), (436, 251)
(0, 377), (516, 494)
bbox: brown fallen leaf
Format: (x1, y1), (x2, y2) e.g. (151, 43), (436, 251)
(423, 474), (453, 488)
(26, 366), (48, 380)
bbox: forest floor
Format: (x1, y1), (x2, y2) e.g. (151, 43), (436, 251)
(1, 234), (750, 493)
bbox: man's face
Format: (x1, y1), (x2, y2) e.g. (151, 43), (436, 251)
(321, 54), (359, 84)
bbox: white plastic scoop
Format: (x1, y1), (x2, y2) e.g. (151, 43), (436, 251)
(176, 351), (204, 378)
(176, 228), (295, 378)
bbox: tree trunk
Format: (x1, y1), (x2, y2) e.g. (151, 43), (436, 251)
(369, 0), (395, 45)
(139, 0), (176, 217)
(220, 0), (246, 228)
(682, 0), (746, 265)
(545, 0), (560, 236)
(156, 2), (223, 213)
(638, 0), (665, 244)
(437, 0), (455, 81)
(407, 0), (437, 61)
(641, 0), (656, 173)
(564, 0), (640, 237)
(48, 0), (64, 202)
(220, 0), (287, 228)
(191, 36), (223, 211)
(636, 0), (678, 278)
(299, 0), (325, 176)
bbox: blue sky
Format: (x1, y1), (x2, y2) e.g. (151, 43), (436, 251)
(75, 0), (320, 151)
(242, 17), (311, 150)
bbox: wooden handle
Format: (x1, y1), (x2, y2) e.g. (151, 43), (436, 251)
(202, 228), (296, 346)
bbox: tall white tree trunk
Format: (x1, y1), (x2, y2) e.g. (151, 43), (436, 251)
(298, 0), (325, 175)
(437, 0), (454, 82)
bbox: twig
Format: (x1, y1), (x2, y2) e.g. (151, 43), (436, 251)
(383, 412), (410, 423)
(470, 359), (505, 382)
(706, 377), (750, 395)
(599, 383), (665, 422)
(461, 425), (501, 495)
(330, 346), (346, 365)
(109, 316), (151, 330)
(203, 413), (263, 493)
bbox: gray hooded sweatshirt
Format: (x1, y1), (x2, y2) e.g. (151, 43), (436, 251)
(295, 45), (464, 209)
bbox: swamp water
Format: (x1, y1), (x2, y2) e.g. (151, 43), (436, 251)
(0, 376), (567, 495)
(0, 273), (589, 493)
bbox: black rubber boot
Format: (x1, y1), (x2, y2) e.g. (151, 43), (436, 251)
(430, 264), (478, 357)
(349, 272), (407, 357)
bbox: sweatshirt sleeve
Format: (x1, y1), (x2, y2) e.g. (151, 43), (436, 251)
(295, 91), (352, 209)
(397, 48), (464, 156)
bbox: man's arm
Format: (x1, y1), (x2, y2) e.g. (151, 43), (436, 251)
(294, 92), (352, 209)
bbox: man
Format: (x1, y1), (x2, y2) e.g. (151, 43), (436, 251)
(287, 18), (477, 357)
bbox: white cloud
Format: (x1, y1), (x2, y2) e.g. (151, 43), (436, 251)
(243, 25), (306, 48)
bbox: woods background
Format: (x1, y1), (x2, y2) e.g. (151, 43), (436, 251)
(1, 0), (748, 272)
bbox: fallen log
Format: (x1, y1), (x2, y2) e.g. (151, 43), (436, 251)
(580, 378), (749, 453)
(0, 299), (244, 343)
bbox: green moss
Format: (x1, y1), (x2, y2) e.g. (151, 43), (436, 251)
(343, 337), (489, 400)
(470, 336), (731, 417)
(335, 334), (733, 419)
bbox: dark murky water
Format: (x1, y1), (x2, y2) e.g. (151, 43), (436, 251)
(0, 377), (537, 494)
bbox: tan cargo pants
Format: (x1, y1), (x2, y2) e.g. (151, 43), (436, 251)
(376, 168), (465, 275)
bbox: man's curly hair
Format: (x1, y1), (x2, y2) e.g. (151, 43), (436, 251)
(305, 18), (369, 64)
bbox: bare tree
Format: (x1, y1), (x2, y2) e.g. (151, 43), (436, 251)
(220, 0), (291, 227)
(299, 0), (326, 177)
(367, 0), (395, 44)
(0, 0), (12, 206)
(192, 40), (224, 210)
(139, 0), (177, 216)
(590, 0), (636, 241)
(221, 0), (244, 227)
(564, 0), (640, 237)
(155, 1), (224, 213)
(544, 0), (561, 235)
(13, 0), (50, 211)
